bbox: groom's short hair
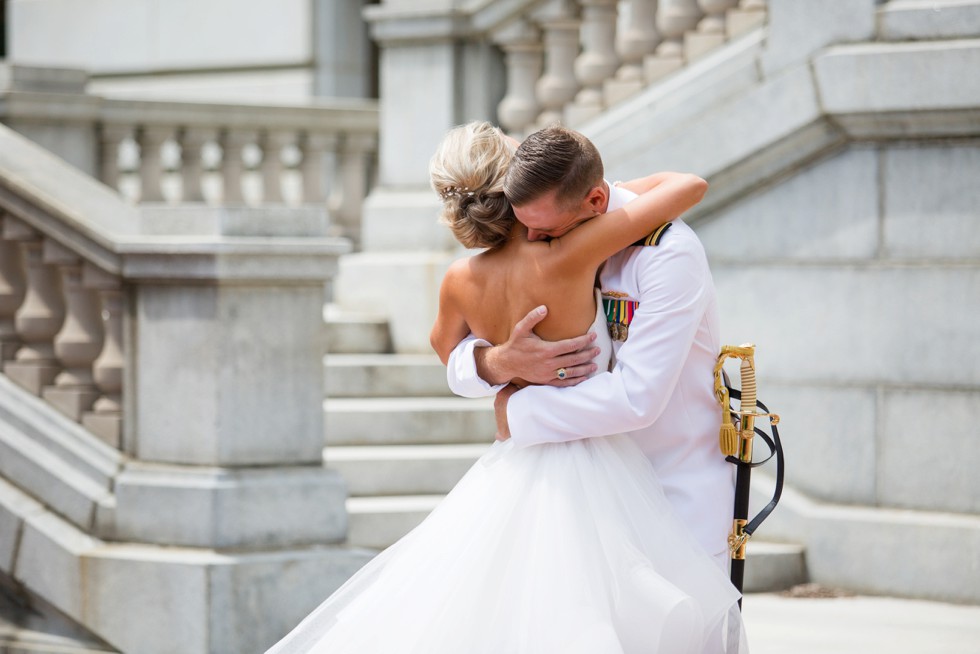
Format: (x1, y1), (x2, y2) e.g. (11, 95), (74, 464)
(504, 126), (603, 209)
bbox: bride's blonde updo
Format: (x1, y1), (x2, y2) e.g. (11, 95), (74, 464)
(429, 121), (516, 250)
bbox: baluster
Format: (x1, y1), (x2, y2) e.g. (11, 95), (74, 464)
(99, 124), (131, 193)
(331, 133), (376, 248)
(301, 132), (339, 205)
(42, 243), (104, 421)
(138, 125), (174, 203)
(726, 0), (766, 38)
(2, 221), (65, 395)
(532, 0), (581, 128)
(180, 127), (216, 203)
(82, 264), (124, 450)
(686, 0), (739, 60)
(494, 19), (544, 137)
(0, 215), (27, 363)
(260, 131), (292, 204)
(605, 0), (661, 106)
(220, 129), (255, 205)
(566, 0), (619, 127)
(645, 0), (704, 82)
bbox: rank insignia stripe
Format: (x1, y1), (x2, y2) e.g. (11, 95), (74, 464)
(631, 221), (672, 247)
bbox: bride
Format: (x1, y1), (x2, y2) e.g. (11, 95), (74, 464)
(266, 122), (745, 653)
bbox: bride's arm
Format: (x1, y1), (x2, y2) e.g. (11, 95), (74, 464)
(430, 263), (473, 365)
(547, 172), (707, 272)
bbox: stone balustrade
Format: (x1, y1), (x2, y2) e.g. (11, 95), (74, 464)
(0, 64), (379, 246)
(493, 0), (768, 135)
(0, 214), (122, 446)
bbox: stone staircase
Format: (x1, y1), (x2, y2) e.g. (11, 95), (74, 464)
(323, 310), (806, 592)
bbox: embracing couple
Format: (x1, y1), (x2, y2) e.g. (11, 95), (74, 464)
(267, 123), (747, 653)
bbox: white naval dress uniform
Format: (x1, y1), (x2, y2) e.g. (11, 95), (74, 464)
(447, 183), (735, 569)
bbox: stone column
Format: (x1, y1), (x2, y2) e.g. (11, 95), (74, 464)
(99, 124), (131, 193)
(301, 132), (338, 205)
(727, 0), (767, 38)
(645, 0), (704, 82)
(260, 131), (293, 204)
(606, 0), (661, 105)
(494, 19), (544, 136)
(138, 125), (173, 203)
(566, 0), (620, 126)
(179, 127), (215, 203)
(42, 243), (104, 421)
(0, 215), (27, 363)
(532, 0), (582, 128)
(3, 222), (65, 395)
(220, 129), (254, 205)
(332, 133), (375, 246)
(81, 265), (124, 449)
(686, 0), (739, 60)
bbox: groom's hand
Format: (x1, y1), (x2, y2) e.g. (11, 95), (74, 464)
(475, 305), (599, 387)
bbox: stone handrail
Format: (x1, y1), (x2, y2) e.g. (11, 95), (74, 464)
(0, 64), (379, 245)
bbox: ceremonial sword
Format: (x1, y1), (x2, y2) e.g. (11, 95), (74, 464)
(714, 344), (785, 607)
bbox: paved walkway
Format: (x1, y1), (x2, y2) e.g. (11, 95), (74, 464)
(742, 592), (980, 654)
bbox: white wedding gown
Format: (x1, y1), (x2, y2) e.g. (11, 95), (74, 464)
(267, 294), (747, 654)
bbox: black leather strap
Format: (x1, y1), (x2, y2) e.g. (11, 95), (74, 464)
(724, 390), (785, 537)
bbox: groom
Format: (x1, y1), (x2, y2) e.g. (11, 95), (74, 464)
(445, 126), (734, 572)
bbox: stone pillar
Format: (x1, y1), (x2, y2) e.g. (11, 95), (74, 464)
(0, 215), (27, 363)
(532, 0), (582, 128)
(645, 0), (704, 82)
(332, 133), (376, 246)
(180, 127), (215, 203)
(220, 129), (253, 205)
(138, 126), (173, 203)
(99, 124), (131, 193)
(81, 265), (124, 449)
(686, 0), (739, 61)
(301, 132), (338, 205)
(260, 131), (292, 204)
(605, 0), (662, 105)
(727, 0), (767, 38)
(566, 0), (620, 126)
(494, 19), (544, 136)
(3, 222), (65, 395)
(42, 243), (104, 421)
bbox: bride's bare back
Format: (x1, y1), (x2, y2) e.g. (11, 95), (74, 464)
(447, 228), (599, 347)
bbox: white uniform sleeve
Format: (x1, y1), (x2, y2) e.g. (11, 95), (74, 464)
(446, 334), (508, 398)
(506, 238), (709, 446)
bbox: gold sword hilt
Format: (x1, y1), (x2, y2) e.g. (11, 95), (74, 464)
(714, 343), (770, 459)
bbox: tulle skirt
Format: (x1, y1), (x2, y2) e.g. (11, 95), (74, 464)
(266, 435), (747, 653)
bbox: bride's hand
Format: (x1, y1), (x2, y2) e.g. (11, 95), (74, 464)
(478, 306), (599, 387)
(493, 383), (521, 441)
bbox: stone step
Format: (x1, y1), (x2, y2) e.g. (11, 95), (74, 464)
(324, 353), (450, 398)
(742, 541), (808, 593)
(326, 443), (488, 496)
(323, 397), (495, 446)
(346, 494), (442, 551)
(324, 304), (392, 355)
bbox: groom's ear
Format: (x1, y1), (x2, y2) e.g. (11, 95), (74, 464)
(584, 184), (608, 213)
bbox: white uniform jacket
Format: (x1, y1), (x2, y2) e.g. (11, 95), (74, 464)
(446, 184), (734, 558)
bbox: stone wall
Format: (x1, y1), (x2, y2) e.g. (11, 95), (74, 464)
(698, 141), (980, 516)
(6, 0), (375, 102)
